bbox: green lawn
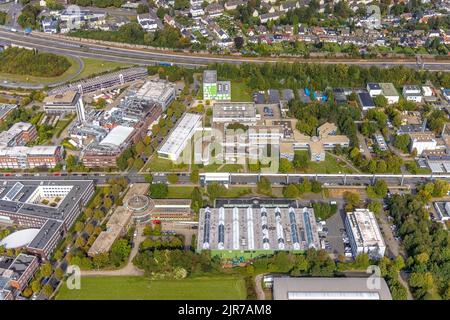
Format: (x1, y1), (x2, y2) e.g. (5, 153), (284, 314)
(222, 187), (252, 198)
(231, 81), (252, 102)
(56, 276), (247, 300)
(73, 58), (132, 81)
(167, 186), (194, 198)
(0, 56), (81, 85)
(295, 151), (355, 174)
(144, 157), (189, 172)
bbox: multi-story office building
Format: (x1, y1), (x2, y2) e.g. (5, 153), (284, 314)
(0, 122), (37, 147)
(0, 146), (62, 169)
(345, 209), (386, 259)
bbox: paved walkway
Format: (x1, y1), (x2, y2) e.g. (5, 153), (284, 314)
(254, 274), (266, 300)
(81, 225), (145, 277)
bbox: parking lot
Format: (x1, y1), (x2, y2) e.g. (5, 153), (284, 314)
(323, 209), (345, 258)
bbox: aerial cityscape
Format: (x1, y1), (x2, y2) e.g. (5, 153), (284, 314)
(0, 0), (449, 306)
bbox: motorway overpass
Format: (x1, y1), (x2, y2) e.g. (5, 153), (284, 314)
(1, 29), (450, 71)
(1, 172), (449, 187)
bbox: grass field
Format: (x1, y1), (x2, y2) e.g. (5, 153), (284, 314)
(0, 56), (81, 85)
(167, 186), (194, 198)
(73, 58), (132, 81)
(0, 57), (131, 86)
(295, 151), (355, 174)
(144, 157), (189, 172)
(56, 276), (247, 300)
(231, 81), (253, 102)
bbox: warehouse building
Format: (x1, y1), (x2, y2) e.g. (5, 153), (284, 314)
(197, 199), (320, 258)
(157, 113), (202, 161)
(273, 277), (392, 300)
(345, 209), (386, 259)
(0, 180), (94, 258)
(203, 70), (231, 101)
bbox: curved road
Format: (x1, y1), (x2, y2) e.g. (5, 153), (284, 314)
(1, 29), (450, 71)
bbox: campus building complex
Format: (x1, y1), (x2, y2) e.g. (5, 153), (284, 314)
(197, 199), (320, 258)
(0, 180), (94, 258)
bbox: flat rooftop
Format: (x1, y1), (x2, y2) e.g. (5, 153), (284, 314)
(273, 277), (392, 300)
(203, 70), (217, 84)
(0, 180), (93, 221)
(44, 91), (79, 105)
(346, 209), (384, 249)
(379, 83), (399, 96)
(158, 113), (202, 157)
(198, 205), (320, 252)
(213, 102), (256, 120)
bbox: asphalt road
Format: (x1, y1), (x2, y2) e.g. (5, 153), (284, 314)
(1, 172), (448, 187)
(1, 28), (450, 71)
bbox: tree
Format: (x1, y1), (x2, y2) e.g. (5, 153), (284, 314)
(394, 134), (411, 153)
(234, 36), (244, 50)
(74, 221), (84, 233)
(190, 187), (203, 214)
(167, 173), (179, 184)
(149, 183), (169, 198)
(344, 191), (360, 211)
(311, 181), (322, 193)
(40, 263), (52, 278)
(42, 284), (53, 298)
(367, 179), (388, 198)
(257, 177), (272, 195)
(31, 280), (40, 293)
(207, 183), (226, 204)
(279, 158), (293, 173)
(110, 239), (131, 267)
(293, 151), (309, 170)
(137, 3), (149, 14)
(283, 184), (299, 198)
(190, 169), (199, 184)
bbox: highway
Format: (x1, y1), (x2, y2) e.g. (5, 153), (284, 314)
(1, 28), (450, 71)
(1, 172), (449, 187)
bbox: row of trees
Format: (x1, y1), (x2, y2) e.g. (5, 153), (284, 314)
(214, 63), (450, 91)
(282, 179), (323, 198)
(70, 23), (190, 49)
